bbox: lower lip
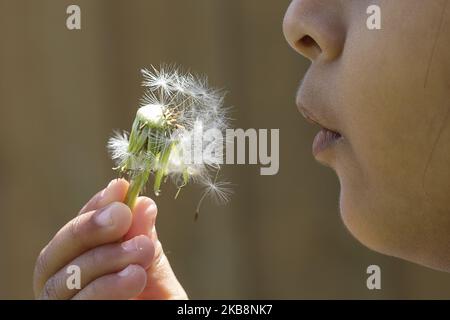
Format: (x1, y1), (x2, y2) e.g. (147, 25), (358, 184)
(312, 128), (342, 157)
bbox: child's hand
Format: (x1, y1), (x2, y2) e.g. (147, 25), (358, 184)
(33, 179), (188, 300)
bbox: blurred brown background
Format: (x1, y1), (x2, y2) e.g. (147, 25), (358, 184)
(1, 0), (450, 299)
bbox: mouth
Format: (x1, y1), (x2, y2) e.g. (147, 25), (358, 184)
(298, 105), (343, 157)
(312, 128), (342, 157)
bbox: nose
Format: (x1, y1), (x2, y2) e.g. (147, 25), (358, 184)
(283, 0), (346, 62)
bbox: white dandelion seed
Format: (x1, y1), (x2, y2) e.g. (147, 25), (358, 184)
(141, 65), (175, 93)
(195, 171), (233, 220)
(107, 131), (130, 168)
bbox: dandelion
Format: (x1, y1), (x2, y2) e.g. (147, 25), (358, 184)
(107, 64), (231, 216)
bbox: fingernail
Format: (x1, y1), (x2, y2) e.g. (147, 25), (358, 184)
(94, 204), (115, 227)
(107, 179), (119, 188)
(121, 236), (146, 252)
(145, 203), (157, 237)
(117, 264), (137, 277)
(146, 203), (157, 216)
(149, 226), (158, 242)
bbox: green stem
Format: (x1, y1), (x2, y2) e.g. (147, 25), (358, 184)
(124, 169), (150, 209)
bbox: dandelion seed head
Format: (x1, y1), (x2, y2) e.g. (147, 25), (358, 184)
(137, 104), (165, 126)
(108, 64), (232, 212)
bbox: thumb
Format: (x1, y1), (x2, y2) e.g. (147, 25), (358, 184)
(124, 197), (188, 300)
(139, 234), (188, 300)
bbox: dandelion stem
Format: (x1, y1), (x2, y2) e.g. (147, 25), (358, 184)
(124, 169), (150, 209)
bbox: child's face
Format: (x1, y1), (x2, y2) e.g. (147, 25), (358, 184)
(284, 0), (450, 271)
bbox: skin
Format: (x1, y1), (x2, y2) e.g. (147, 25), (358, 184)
(33, 179), (187, 299)
(283, 0), (450, 271)
(34, 0), (450, 299)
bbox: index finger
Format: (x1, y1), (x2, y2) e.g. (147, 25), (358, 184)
(34, 179), (130, 295)
(78, 179), (129, 215)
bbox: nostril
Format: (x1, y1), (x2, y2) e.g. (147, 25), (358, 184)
(297, 35), (322, 59)
(298, 35), (321, 52)
(298, 35), (313, 46)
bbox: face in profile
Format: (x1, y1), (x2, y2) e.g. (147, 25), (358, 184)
(283, 0), (450, 271)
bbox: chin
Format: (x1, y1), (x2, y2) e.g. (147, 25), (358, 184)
(337, 180), (398, 258)
(338, 182), (450, 273)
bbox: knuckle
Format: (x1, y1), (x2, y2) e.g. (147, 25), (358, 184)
(87, 246), (103, 267)
(69, 215), (84, 240)
(68, 215), (90, 249)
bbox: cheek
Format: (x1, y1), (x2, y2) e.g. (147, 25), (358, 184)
(422, 115), (450, 211)
(335, 1), (445, 201)
(313, 0), (450, 271)
(329, 1), (449, 251)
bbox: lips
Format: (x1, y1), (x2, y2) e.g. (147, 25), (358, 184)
(297, 105), (342, 157)
(312, 128), (341, 157)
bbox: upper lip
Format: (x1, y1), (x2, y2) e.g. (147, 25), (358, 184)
(296, 96), (341, 135)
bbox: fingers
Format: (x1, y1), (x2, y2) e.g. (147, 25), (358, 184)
(124, 197), (188, 300)
(34, 179), (133, 297)
(123, 197), (157, 241)
(34, 202), (133, 296)
(35, 183), (188, 300)
(78, 179), (129, 215)
(138, 237), (188, 300)
(72, 265), (148, 300)
(38, 235), (155, 300)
